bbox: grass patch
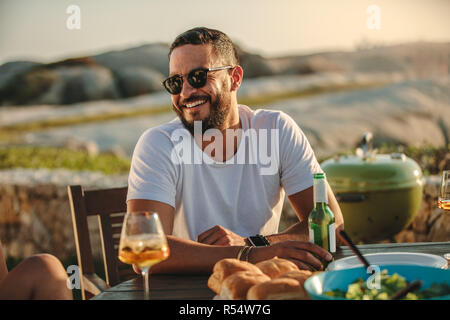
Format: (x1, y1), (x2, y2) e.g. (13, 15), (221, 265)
(0, 81), (388, 143)
(0, 146), (131, 175)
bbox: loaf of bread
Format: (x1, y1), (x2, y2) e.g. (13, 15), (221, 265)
(208, 258), (264, 295)
(255, 257), (299, 279)
(247, 278), (309, 300)
(278, 270), (313, 287)
(219, 271), (271, 300)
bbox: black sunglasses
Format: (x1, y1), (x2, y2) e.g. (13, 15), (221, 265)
(162, 66), (233, 95)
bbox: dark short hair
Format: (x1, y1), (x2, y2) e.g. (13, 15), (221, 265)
(169, 27), (239, 66)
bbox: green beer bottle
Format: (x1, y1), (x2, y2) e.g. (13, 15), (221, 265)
(308, 173), (336, 253)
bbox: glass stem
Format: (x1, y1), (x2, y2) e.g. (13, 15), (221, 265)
(141, 267), (150, 300)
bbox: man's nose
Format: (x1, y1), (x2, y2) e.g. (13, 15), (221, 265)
(179, 78), (197, 100)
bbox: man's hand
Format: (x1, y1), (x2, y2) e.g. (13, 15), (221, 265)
(197, 225), (247, 246)
(250, 240), (333, 271)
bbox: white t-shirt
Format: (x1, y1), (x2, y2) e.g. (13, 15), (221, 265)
(127, 104), (322, 241)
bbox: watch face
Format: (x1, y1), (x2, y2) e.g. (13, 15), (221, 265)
(249, 236), (266, 247)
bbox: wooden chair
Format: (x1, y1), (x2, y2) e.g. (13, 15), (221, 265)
(67, 185), (137, 299)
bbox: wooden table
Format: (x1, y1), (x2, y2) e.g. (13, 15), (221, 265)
(92, 241), (450, 300)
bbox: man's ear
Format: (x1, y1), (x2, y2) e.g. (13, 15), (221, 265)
(230, 65), (243, 91)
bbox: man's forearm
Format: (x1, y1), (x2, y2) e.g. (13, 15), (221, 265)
(266, 219), (309, 244)
(266, 218), (344, 247)
(149, 235), (242, 274)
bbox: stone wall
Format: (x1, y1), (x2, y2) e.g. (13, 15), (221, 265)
(395, 176), (450, 243)
(0, 184), (74, 259)
(0, 175), (448, 262)
(0, 168), (128, 261)
(0, 184), (109, 261)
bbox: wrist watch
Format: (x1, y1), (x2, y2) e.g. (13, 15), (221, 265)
(246, 234), (270, 247)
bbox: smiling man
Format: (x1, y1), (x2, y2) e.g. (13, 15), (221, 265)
(127, 27), (344, 273)
(167, 37), (239, 136)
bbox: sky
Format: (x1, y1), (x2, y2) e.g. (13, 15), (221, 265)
(0, 0), (449, 65)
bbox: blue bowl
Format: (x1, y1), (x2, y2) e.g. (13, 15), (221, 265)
(304, 264), (450, 300)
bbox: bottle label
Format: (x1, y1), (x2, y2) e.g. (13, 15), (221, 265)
(329, 223), (336, 253)
(309, 227), (315, 244)
(313, 178), (327, 204)
(309, 222), (336, 253)
(309, 224), (325, 248)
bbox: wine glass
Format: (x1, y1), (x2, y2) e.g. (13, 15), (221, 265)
(438, 170), (450, 213)
(118, 211), (170, 299)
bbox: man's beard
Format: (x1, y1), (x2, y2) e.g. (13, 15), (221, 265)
(173, 91), (231, 136)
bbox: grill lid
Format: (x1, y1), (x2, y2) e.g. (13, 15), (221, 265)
(321, 153), (424, 192)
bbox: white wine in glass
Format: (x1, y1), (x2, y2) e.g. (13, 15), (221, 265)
(118, 211), (169, 299)
(438, 170), (450, 212)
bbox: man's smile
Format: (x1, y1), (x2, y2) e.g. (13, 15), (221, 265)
(181, 98), (209, 111)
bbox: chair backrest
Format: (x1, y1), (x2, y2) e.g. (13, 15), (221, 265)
(67, 185), (136, 299)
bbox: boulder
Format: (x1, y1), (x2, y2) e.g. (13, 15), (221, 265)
(57, 65), (119, 104)
(0, 57), (120, 105)
(93, 43), (170, 76)
(0, 61), (42, 93)
(0, 66), (59, 105)
(235, 45), (275, 78)
(114, 66), (164, 97)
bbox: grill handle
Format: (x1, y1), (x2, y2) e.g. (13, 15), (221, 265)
(335, 193), (366, 203)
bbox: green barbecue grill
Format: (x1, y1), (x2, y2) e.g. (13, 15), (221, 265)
(321, 134), (424, 243)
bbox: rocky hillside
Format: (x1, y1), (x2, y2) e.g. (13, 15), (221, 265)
(266, 77), (450, 157)
(0, 42), (275, 106)
(269, 42), (450, 77)
(0, 41), (448, 106)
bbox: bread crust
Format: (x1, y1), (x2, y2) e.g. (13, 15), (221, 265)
(208, 258), (313, 300)
(278, 270), (313, 286)
(220, 271), (271, 300)
(207, 258), (264, 294)
(255, 257), (299, 279)
(247, 278), (309, 300)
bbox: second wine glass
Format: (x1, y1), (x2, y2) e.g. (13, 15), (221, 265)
(438, 170), (450, 212)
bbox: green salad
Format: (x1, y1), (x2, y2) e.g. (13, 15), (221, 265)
(325, 270), (450, 300)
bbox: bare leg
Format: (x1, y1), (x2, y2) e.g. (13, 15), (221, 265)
(0, 254), (73, 300)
